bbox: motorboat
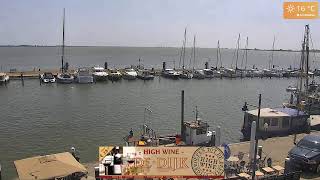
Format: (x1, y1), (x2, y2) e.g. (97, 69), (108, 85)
(0, 73), (9, 84)
(137, 70), (154, 80)
(203, 69), (214, 78)
(179, 70), (193, 79)
(286, 86), (298, 92)
(56, 73), (74, 84)
(74, 68), (94, 83)
(108, 69), (122, 81)
(161, 69), (179, 80)
(222, 68), (237, 78)
(40, 72), (56, 83)
(122, 68), (137, 80)
(193, 69), (205, 79)
(92, 66), (108, 81)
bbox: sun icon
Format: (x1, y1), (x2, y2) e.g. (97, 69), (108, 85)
(286, 4), (295, 13)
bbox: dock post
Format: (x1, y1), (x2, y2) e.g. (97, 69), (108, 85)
(181, 90), (185, 141)
(104, 62), (108, 70)
(205, 62), (208, 69)
(21, 73), (24, 86)
(39, 74), (42, 86)
(215, 126), (221, 146)
(162, 62), (166, 71)
(0, 163), (2, 180)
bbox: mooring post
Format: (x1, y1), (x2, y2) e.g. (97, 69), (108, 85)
(215, 126), (221, 146)
(181, 90), (185, 141)
(39, 74), (42, 86)
(0, 163), (2, 180)
(21, 73), (24, 86)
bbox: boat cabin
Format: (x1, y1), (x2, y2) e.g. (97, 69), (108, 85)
(183, 119), (213, 145)
(241, 107), (309, 139)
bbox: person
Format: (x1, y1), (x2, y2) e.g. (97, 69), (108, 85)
(129, 128), (133, 138)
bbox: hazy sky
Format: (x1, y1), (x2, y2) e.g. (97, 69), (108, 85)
(0, 0), (319, 49)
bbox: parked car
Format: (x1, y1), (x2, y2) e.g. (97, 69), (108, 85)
(288, 134), (320, 173)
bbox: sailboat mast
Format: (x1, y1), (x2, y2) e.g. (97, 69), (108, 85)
(271, 36), (275, 69)
(61, 8), (65, 73)
(305, 25), (310, 90)
(193, 35), (196, 71)
(235, 33), (240, 70)
(245, 37), (248, 70)
(182, 28), (187, 70)
(216, 40), (219, 69)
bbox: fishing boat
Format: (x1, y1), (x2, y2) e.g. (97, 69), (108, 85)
(40, 72), (56, 83)
(283, 25), (320, 115)
(0, 73), (9, 84)
(137, 70), (154, 80)
(108, 69), (122, 81)
(56, 9), (74, 84)
(241, 107), (310, 140)
(122, 68), (137, 80)
(74, 68), (94, 83)
(92, 66), (108, 81)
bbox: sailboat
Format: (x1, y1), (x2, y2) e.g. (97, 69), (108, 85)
(263, 36), (282, 78)
(192, 35), (205, 79)
(283, 25), (320, 115)
(56, 8), (74, 84)
(223, 34), (242, 78)
(179, 28), (193, 79)
(211, 40), (222, 78)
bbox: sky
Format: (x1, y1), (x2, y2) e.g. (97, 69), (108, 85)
(0, 0), (319, 49)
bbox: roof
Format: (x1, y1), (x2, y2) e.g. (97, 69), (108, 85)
(302, 134), (320, 143)
(14, 152), (87, 180)
(184, 119), (209, 129)
(247, 107), (307, 117)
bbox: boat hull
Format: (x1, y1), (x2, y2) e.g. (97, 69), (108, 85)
(75, 76), (94, 84)
(108, 75), (122, 81)
(93, 75), (108, 81)
(56, 77), (74, 84)
(137, 75), (154, 80)
(122, 74), (137, 80)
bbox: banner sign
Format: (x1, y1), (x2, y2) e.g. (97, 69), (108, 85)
(98, 146), (224, 179)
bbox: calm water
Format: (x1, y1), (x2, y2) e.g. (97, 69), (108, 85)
(0, 47), (319, 179)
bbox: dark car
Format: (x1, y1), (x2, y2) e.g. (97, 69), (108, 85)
(288, 134), (320, 173)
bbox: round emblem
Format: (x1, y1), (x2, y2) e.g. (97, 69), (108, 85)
(191, 147), (224, 176)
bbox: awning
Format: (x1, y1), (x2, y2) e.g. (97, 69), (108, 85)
(14, 152), (87, 180)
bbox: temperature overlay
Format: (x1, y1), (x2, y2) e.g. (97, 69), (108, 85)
(283, 2), (318, 19)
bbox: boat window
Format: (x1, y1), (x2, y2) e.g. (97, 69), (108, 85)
(264, 118), (270, 126)
(282, 118), (289, 128)
(196, 128), (207, 135)
(271, 118), (278, 126)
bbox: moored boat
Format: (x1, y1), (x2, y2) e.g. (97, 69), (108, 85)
(57, 73), (74, 84)
(193, 69), (205, 79)
(41, 72), (56, 83)
(0, 72), (9, 84)
(137, 70), (154, 80)
(161, 69), (179, 79)
(203, 69), (214, 78)
(241, 107), (310, 140)
(74, 68), (94, 83)
(92, 66), (108, 81)
(108, 69), (122, 81)
(122, 68), (137, 80)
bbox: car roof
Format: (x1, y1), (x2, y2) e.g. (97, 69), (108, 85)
(302, 134), (320, 143)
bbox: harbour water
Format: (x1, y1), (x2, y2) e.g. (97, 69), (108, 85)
(0, 46), (319, 179)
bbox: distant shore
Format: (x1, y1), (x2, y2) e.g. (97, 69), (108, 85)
(0, 45), (319, 53)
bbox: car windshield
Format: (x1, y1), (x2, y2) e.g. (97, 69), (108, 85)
(298, 139), (320, 151)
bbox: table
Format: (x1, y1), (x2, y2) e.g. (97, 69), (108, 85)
(272, 165), (285, 174)
(262, 167), (275, 174)
(238, 172), (251, 179)
(255, 171), (264, 176)
(228, 156), (240, 162)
